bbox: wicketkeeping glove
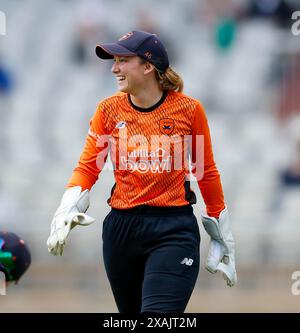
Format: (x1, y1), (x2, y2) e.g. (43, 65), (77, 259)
(201, 206), (237, 287)
(47, 186), (95, 256)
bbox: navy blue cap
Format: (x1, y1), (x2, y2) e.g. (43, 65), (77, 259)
(95, 30), (169, 73)
(0, 231), (31, 282)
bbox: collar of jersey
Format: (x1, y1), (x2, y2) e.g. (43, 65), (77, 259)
(127, 90), (168, 113)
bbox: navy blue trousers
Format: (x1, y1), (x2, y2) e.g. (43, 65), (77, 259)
(102, 205), (200, 313)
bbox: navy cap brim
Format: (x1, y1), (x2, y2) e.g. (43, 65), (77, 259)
(95, 43), (136, 59)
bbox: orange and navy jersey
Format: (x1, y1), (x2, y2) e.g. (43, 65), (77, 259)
(68, 90), (225, 217)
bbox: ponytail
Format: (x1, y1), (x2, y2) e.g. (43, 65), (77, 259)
(138, 57), (184, 92)
(156, 67), (184, 92)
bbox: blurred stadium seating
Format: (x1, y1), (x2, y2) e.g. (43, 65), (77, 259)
(0, 0), (300, 312)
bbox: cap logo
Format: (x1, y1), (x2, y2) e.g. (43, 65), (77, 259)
(118, 32), (133, 41)
(144, 52), (152, 59)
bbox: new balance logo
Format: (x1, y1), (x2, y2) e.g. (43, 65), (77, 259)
(180, 258), (194, 266)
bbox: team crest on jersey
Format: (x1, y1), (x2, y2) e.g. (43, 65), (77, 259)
(116, 121), (127, 129)
(159, 118), (174, 135)
(118, 32), (133, 41)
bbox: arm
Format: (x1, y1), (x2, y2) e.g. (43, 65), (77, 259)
(191, 102), (237, 286)
(68, 103), (110, 190)
(190, 102), (225, 217)
(47, 103), (110, 256)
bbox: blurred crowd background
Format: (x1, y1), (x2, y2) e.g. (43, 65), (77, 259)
(1, 0), (300, 312)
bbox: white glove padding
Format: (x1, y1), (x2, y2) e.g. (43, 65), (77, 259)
(47, 186), (95, 256)
(201, 206), (237, 287)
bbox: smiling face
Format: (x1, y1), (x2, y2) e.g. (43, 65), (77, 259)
(111, 56), (153, 94)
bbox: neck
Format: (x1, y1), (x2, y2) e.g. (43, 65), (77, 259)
(130, 83), (163, 109)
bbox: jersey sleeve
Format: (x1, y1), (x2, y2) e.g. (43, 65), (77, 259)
(67, 103), (110, 190)
(191, 102), (225, 217)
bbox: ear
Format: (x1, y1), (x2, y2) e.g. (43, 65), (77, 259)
(144, 62), (156, 75)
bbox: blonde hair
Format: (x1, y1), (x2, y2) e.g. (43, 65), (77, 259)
(155, 67), (184, 92)
(139, 57), (184, 92)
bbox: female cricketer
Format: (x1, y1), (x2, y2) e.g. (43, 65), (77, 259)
(47, 30), (237, 313)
